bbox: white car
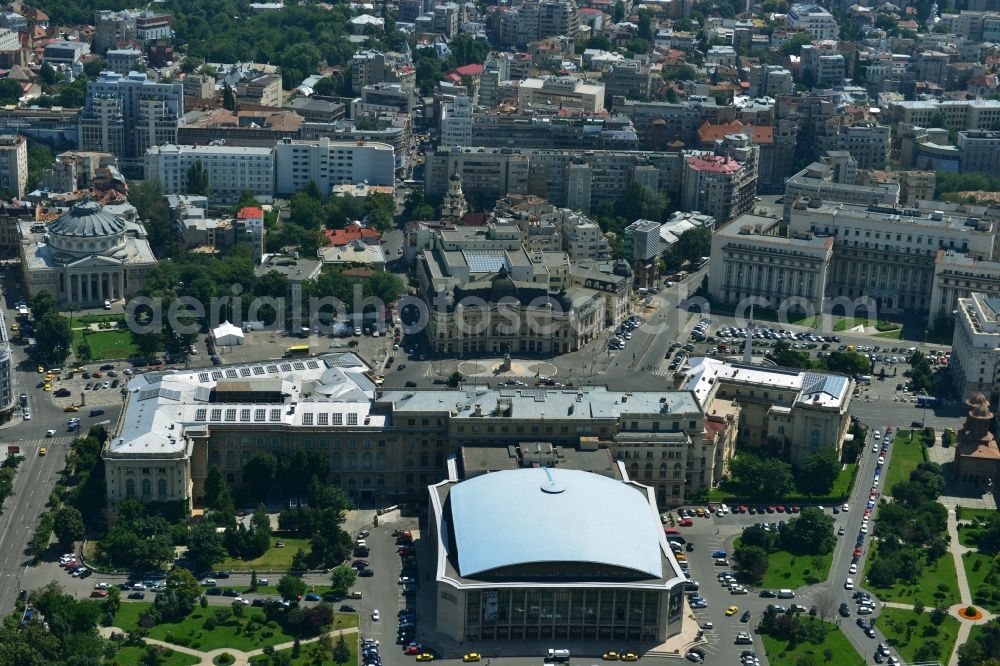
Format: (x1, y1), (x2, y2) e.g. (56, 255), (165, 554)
(844, 577), (854, 590)
(877, 456), (885, 465)
(849, 563), (858, 574)
(258, 578), (269, 586)
(46, 429), (56, 437)
(860, 525), (868, 534)
(842, 503), (849, 512)
(857, 605), (875, 615)
(372, 609), (380, 621)
(233, 597), (249, 606)
(94, 582), (111, 590)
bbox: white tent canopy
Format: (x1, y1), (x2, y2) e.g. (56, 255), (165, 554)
(212, 320), (245, 346)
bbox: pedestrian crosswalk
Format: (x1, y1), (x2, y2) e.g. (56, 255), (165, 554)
(8, 437), (75, 452)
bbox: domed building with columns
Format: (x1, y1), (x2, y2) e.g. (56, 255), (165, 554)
(20, 200), (158, 306)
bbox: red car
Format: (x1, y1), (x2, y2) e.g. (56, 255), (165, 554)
(854, 547), (863, 557)
(90, 590), (108, 598)
(352, 559), (370, 568)
(678, 518), (694, 527)
(790, 506), (800, 513)
(738, 505), (747, 514)
(398, 547), (416, 556)
(776, 505), (785, 513)
(404, 645), (422, 655)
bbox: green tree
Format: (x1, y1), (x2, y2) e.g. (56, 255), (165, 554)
(334, 634), (351, 664)
(797, 448), (841, 495)
(39, 62), (57, 86)
(781, 507), (836, 555)
(34, 311), (73, 364)
(186, 161), (209, 196)
(204, 466), (225, 509)
(0, 78), (22, 103)
(53, 506), (85, 549)
(447, 371), (464, 387)
(29, 289), (58, 320)
(187, 522), (227, 572)
(772, 340), (811, 369)
(242, 452), (277, 504)
(26, 142), (54, 192)
(278, 574), (308, 601)
(329, 564), (357, 597)
(735, 543), (769, 581)
(613, 0), (625, 21)
(675, 226), (712, 265)
(223, 82), (236, 110)
(165, 567), (203, 610)
(781, 32), (813, 57)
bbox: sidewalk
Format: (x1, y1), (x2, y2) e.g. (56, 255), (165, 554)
(100, 624), (359, 665)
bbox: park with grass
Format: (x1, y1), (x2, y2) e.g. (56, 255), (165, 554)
(878, 607), (960, 664)
(882, 429), (931, 496)
(733, 507), (836, 589)
(218, 536), (313, 571)
(249, 631), (359, 666)
(832, 316), (901, 334)
(759, 617), (863, 666)
(111, 645), (201, 666)
(113, 601), (358, 653)
(70, 313), (138, 361)
(758, 549), (832, 589)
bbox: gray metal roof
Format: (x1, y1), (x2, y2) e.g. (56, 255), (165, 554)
(48, 201), (126, 238)
(449, 468), (664, 578)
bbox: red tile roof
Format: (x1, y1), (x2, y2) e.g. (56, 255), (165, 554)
(324, 222), (381, 245)
(237, 206), (263, 219)
(686, 155), (742, 174)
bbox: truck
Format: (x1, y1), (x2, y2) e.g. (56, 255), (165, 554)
(546, 649), (571, 662)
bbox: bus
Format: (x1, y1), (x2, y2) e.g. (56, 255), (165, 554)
(285, 344), (310, 357)
(916, 395), (938, 408)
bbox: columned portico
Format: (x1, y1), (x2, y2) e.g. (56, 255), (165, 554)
(20, 201), (157, 307)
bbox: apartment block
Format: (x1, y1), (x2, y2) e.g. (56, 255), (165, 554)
(79, 71), (183, 175)
(681, 135), (759, 224)
(517, 76), (605, 113)
(145, 144), (274, 205)
(237, 74), (283, 108)
(0, 134), (27, 198)
(951, 292), (1000, 403)
(836, 123), (890, 170)
(603, 60), (655, 104)
(786, 3), (839, 40)
(273, 138), (395, 198)
(888, 99), (1000, 130)
(784, 151), (899, 212)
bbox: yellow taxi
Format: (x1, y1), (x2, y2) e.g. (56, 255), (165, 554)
(621, 654), (639, 662)
(72, 367), (85, 373)
(675, 553), (687, 562)
(45, 373), (54, 382)
(39, 448), (46, 456)
(725, 605), (739, 616)
(43, 383), (51, 392)
(463, 654), (481, 662)
(416, 654), (434, 662)
(64, 404), (79, 413)
(695, 507), (706, 517)
(603, 653), (620, 661)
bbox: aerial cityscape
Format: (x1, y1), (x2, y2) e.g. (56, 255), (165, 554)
(0, 0), (997, 664)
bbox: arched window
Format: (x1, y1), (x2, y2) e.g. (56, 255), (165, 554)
(348, 452), (357, 469)
(208, 450), (220, 467)
(157, 478), (167, 497)
(363, 452), (372, 469)
(810, 429), (820, 447)
(125, 479), (135, 497)
(376, 452), (386, 468)
(241, 450), (250, 466)
(225, 450), (236, 469)
(141, 479), (151, 497)
(419, 452), (428, 467)
(332, 452), (342, 468)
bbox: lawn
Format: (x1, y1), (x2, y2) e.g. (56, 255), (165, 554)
(833, 317), (900, 333)
(863, 550), (961, 607)
(217, 536), (313, 570)
(965, 551), (1000, 613)
(760, 619), (864, 666)
(874, 329), (903, 339)
(758, 549), (833, 589)
(957, 507), (997, 548)
(73, 328), (138, 360)
(114, 602), (307, 652)
(709, 463), (857, 505)
(76, 313), (127, 325)
(883, 430), (928, 493)
(700, 300), (819, 328)
(249, 629), (359, 666)
(878, 607), (961, 664)
(112, 645), (201, 666)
